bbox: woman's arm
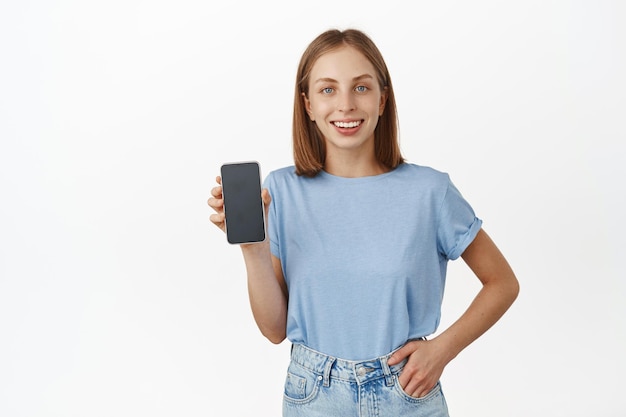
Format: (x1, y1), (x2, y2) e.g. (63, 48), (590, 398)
(208, 179), (288, 344)
(388, 228), (519, 397)
(242, 240), (288, 344)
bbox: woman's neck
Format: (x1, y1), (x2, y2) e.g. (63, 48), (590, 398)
(323, 151), (388, 178)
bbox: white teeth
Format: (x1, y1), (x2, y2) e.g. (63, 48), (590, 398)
(333, 120), (361, 128)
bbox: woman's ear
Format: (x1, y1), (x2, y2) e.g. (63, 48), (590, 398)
(379, 86), (388, 116)
(302, 92), (314, 121)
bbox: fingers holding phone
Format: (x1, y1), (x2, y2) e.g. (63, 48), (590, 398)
(207, 176), (226, 232)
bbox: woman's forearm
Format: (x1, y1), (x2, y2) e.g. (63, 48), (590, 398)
(433, 273), (519, 363)
(241, 241), (288, 344)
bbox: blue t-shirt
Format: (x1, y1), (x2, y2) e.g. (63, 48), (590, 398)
(263, 162), (482, 360)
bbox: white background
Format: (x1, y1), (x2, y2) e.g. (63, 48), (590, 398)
(1, 1), (624, 416)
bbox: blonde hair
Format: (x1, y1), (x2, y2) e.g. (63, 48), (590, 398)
(293, 29), (404, 177)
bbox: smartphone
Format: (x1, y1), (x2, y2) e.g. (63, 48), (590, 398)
(220, 161), (266, 244)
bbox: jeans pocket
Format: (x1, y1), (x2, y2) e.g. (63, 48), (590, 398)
(283, 362), (322, 403)
(394, 378), (443, 403)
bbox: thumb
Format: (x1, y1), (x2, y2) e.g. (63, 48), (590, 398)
(262, 188), (272, 217)
(388, 343), (413, 366)
(262, 188), (271, 206)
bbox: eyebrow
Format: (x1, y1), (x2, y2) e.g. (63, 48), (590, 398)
(312, 74), (375, 84)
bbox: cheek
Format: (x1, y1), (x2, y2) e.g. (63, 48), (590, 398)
(309, 101), (332, 119)
(361, 99), (383, 117)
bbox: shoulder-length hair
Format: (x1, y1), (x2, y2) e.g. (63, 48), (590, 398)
(293, 29), (404, 177)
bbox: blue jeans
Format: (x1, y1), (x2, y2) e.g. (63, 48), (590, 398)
(283, 344), (450, 417)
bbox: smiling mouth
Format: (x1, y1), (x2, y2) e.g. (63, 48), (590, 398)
(333, 120), (362, 128)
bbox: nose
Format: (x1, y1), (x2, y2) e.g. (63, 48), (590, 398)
(337, 91), (355, 112)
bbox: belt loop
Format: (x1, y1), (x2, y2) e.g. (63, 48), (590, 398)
(323, 356), (336, 387)
(381, 356), (394, 387)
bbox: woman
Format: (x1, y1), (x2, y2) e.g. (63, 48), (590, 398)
(208, 28), (519, 416)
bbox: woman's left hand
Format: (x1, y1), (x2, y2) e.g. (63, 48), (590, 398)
(387, 338), (450, 398)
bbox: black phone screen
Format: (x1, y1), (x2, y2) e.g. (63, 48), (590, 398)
(220, 161), (266, 244)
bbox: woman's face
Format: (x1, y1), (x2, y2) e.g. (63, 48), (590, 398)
(303, 46), (387, 158)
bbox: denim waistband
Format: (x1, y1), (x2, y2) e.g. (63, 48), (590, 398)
(289, 344), (409, 388)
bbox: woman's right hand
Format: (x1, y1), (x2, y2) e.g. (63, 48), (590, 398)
(207, 176), (226, 233)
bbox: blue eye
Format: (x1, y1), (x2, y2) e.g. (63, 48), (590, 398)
(355, 85), (368, 93)
(322, 87), (334, 94)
